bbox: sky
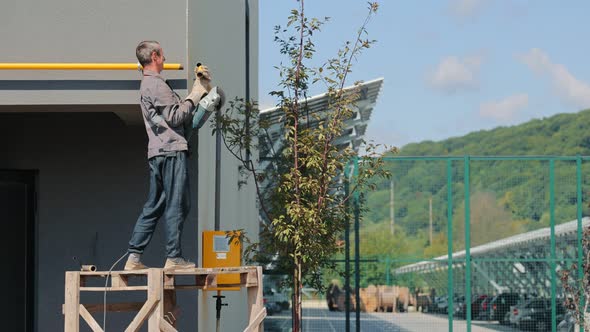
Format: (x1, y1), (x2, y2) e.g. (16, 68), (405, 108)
(258, 0), (590, 148)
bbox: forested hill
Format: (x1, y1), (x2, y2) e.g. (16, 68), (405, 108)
(356, 109), (590, 287)
(397, 108), (590, 156)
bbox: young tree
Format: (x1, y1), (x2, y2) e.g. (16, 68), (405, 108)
(216, 1), (388, 330)
(560, 226), (590, 331)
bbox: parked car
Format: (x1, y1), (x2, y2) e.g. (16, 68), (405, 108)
(472, 295), (489, 319)
(519, 302), (565, 331)
(264, 298), (281, 316)
(511, 298), (550, 327)
(509, 298), (530, 326)
(456, 294), (488, 319)
(435, 295), (450, 314)
(431, 296), (445, 313)
(489, 292), (520, 324)
(435, 294), (463, 314)
(508, 294), (538, 326)
(464, 295), (489, 319)
(264, 287), (290, 311)
(478, 296), (493, 320)
(452, 295), (465, 316)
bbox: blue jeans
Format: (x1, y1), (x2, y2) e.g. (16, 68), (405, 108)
(128, 151), (190, 258)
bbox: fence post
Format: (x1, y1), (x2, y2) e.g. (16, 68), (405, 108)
(385, 256), (391, 286)
(550, 159), (557, 332)
(353, 155), (361, 332)
(464, 155), (471, 332)
(344, 161), (351, 332)
(577, 155), (585, 332)
(447, 159), (454, 332)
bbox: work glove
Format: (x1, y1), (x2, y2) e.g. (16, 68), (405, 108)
(184, 86), (225, 140)
(185, 64), (212, 105)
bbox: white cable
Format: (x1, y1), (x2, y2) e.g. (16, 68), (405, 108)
(103, 251), (129, 332)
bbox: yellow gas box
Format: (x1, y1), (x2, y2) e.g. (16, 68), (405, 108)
(202, 230), (242, 291)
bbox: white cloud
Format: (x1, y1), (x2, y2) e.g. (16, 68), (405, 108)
(519, 48), (590, 109)
(479, 94), (529, 122)
(449, 0), (487, 18)
(428, 54), (484, 93)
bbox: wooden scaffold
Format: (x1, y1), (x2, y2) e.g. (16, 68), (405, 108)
(63, 266), (266, 332)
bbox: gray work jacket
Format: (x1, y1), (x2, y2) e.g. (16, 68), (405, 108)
(139, 70), (195, 159)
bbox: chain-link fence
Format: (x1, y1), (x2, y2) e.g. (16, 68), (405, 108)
(264, 156), (589, 332)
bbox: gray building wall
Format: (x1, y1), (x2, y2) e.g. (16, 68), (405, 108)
(188, 1), (260, 331)
(0, 0), (187, 105)
(0, 0), (259, 331)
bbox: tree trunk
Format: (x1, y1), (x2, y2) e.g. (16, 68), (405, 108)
(292, 259), (302, 332)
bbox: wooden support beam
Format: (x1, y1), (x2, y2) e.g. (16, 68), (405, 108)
(79, 304), (104, 332)
(83, 302), (145, 313)
(163, 290), (178, 328)
(243, 308), (267, 332)
(246, 266), (265, 332)
(111, 274), (129, 288)
(164, 274), (175, 288)
(245, 269), (259, 287)
(159, 318), (178, 332)
(64, 271), (81, 332)
(124, 297), (158, 332)
(148, 269), (164, 332)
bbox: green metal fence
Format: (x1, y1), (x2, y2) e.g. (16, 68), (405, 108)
(338, 156), (589, 332)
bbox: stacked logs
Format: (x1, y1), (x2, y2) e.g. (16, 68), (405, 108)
(326, 282), (432, 313)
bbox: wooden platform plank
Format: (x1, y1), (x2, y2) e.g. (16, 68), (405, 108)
(80, 269), (150, 276)
(80, 286), (148, 292)
(164, 266), (257, 275)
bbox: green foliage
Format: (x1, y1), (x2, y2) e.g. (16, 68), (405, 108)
(398, 109), (590, 157)
(355, 108), (590, 287)
(217, 1), (385, 330)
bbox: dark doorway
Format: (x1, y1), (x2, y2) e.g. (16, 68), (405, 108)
(0, 170), (36, 332)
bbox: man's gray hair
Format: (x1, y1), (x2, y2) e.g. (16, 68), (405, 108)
(136, 41), (161, 67)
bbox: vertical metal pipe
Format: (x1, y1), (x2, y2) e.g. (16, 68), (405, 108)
(464, 156), (471, 332)
(390, 180), (394, 235)
(244, 0), (251, 162)
(194, 134), (200, 331)
(577, 156), (585, 332)
(353, 156), (361, 332)
(344, 163), (351, 332)
(385, 256), (391, 286)
(429, 196), (433, 244)
(215, 116), (221, 231)
(550, 159), (557, 332)
(447, 159), (454, 332)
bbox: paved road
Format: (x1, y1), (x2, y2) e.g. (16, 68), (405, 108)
(264, 302), (521, 332)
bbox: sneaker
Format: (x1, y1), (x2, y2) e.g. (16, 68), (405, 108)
(124, 260), (148, 271)
(164, 257), (196, 270)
